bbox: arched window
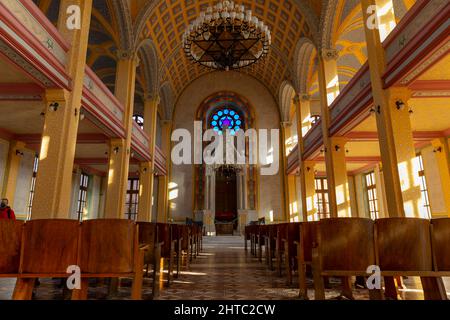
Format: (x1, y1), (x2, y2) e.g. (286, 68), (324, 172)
(210, 108), (243, 135)
(133, 115), (144, 129)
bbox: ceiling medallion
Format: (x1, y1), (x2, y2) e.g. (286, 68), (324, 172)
(182, 1), (272, 71)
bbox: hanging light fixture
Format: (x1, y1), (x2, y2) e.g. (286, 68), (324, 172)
(182, 1), (271, 71)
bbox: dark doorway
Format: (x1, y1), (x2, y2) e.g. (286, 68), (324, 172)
(215, 167), (238, 235)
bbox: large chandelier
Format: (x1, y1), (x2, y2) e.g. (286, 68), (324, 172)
(182, 1), (271, 71)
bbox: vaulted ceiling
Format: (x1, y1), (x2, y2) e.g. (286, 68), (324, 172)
(138, 0), (321, 99)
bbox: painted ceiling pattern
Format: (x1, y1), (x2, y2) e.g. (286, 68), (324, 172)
(141, 0), (315, 97)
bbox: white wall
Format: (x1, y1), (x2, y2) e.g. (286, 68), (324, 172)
(171, 71), (283, 222)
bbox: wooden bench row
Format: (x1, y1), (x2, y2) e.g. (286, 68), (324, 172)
(0, 219), (204, 300)
(245, 218), (450, 300)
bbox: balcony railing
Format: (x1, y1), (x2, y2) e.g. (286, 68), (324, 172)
(0, 0), (71, 88)
(131, 121), (151, 161)
(81, 67), (126, 139)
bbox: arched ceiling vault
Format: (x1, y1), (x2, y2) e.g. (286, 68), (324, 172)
(136, 0), (321, 104)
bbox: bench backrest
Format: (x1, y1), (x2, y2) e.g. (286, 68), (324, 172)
(0, 220), (24, 274)
(157, 223), (172, 257)
(319, 218), (375, 271)
(80, 219), (136, 274)
(375, 218), (433, 271)
(431, 218), (450, 271)
(285, 223), (301, 257)
(20, 219), (80, 274)
(300, 221), (319, 263)
(137, 222), (157, 246)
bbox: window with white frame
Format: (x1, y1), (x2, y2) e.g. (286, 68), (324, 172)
(365, 172), (379, 220)
(76, 173), (89, 221)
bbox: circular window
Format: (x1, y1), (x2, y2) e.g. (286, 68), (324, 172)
(210, 108), (243, 135)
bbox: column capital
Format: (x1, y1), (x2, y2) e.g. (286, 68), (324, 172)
(321, 48), (340, 61)
(280, 121), (292, 128)
(144, 94), (161, 105)
(116, 49), (139, 64)
(387, 87), (412, 105)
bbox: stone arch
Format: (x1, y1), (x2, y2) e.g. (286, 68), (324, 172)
(159, 82), (175, 120)
(293, 37), (317, 95)
(278, 81), (296, 123)
(136, 39), (159, 98)
(111, 0), (133, 51)
(319, 0), (339, 52)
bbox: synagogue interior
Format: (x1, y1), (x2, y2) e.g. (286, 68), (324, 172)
(0, 0), (449, 301)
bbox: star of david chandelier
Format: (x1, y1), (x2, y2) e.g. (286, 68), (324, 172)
(182, 1), (272, 71)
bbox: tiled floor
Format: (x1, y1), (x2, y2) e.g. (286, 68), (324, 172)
(1, 236), (449, 300)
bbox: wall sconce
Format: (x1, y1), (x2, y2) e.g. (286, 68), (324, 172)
(346, 149), (350, 154)
(370, 105), (381, 116)
(433, 147), (443, 153)
(306, 167), (311, 172)
(15, 150), (24, 156)
(396, 100), (406, 111)
(408, 107), (414, 114)
(49, 102), (59, 112)
(143, 167), (148, 173)
(113, 147), (120, 155)
(334, 145), (341, 152)
(130, 152), (135, 158)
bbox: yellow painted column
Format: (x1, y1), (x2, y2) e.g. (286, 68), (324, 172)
(299, 94), (312, 136)
(2, 141), (26, 206)
(293, 95), (309, 221)
(137, 96), (160, 222)
(287, 175), (298, 221)
(329, 137), (351, 217)
(429, 138), (450, 217)
(304, 161), (317, 221)
(363, 0), (421, 217)
(32, 0), (92, 219)
(317, 49), (341, 218)
(157, 120), (172, 222)
(104, 52), (138, 219)
(280, 122), (292, 222)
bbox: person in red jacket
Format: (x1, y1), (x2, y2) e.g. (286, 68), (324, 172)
(0, 198), (16, 220)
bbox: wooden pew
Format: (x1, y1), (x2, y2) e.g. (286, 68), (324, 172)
(296, 221), (318, 299)
(430, 218), (450, 299)
(275, 223), (288, 276)
(376, 218), (447, 300)
(177, 225), (191, 270)
(312, 218), (378, 300)
(157, 223), (176, 287)
(171, 224), (191, 278)
(0, 220), (24, 297)
(244, 225), (252, 251)
(12, 220), (79, 300)
(74, 219), (148, 300)
(256, 225), (268, 262)
(137, 222), (162, 298)
(264, 224), (277, 270)
(282, 223), (301, 285)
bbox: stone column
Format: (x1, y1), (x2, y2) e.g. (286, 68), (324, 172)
(280, 121), (292, 222)
(104, 51), (139, 219)
(137, 96), (160, 222)
(362, 0), (422, 218)
(157, 120), (172, 222)
(32, 0), (92, 219)
(329, 137), (351, 217)
(317, 49), (340, 218)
